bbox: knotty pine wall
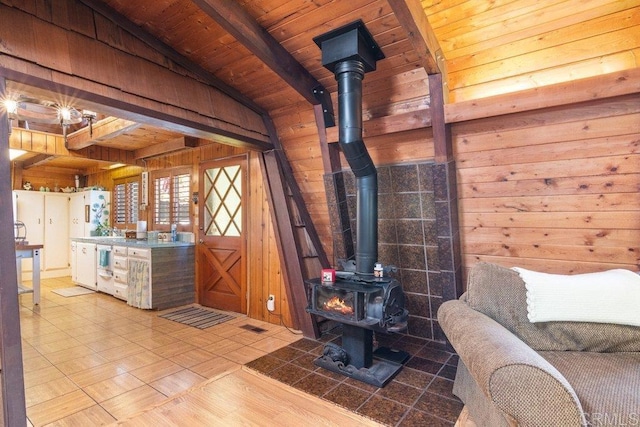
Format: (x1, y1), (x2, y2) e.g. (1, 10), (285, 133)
(423, 0), (639, 103)
(84, 144), (294, 328)
(455, 93), (640, 275)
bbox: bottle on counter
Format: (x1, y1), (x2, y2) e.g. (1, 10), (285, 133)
(171, 223), (177, 242)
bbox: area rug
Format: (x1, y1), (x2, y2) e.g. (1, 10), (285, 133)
(52, 287), (96, 297)
(159, 306), (236, 329)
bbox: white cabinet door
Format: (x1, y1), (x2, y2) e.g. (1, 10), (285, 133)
(76, 243), (96, 290)
(44, 194), (69, 271)
(15, 191), (45, 246)
(70, 241), (78, 283)
(15, 191), (70, 277)
(14, 191), (44, 276)
(69, 193), (85, 239)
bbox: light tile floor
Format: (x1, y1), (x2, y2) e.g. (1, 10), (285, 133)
(18, 276), (302, 426)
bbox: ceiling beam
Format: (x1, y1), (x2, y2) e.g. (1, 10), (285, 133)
(191, 0), (335, 123)
(387, 0), (444, 76)
(21, 153), (56, 169)
(135, 136), (199, 159)
(77, 0), (266, 117)
(66, 117), (141, 150)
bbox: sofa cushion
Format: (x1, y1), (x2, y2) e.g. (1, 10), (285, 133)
(465, 262), (640, 352)
(539, 351), (640, 426)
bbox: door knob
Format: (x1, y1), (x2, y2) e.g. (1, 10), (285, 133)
(199, 239), (204, 244)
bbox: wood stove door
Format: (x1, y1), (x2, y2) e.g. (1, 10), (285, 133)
(198, 156), (247, 313)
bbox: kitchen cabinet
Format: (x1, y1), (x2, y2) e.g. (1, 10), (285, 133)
(71, 238), (195, 309)
(75, 242), (97, 290)
(14, 190), (69, 279)
(112, 245), (128, 301)
(70, 241), (78, 282)
(137, 245), (195, 310)
(128, 247), (151, 309)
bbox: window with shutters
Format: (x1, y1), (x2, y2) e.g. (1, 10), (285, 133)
(150, 167), (192, 231)
(113, 176), (139, 230)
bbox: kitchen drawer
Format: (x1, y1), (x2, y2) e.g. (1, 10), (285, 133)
(113, 283), (128, 301)
(97, 274), (114, 296)
(128, 247), (150, 259)
(114, 271), (128, 284)
(113, 246), (128, 256)
(113, 256), (128, 270)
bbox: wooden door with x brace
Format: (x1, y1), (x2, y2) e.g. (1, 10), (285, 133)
(198, 155), (247, 313)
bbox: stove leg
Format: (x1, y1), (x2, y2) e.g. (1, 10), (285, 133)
(341, 324), (373, 369)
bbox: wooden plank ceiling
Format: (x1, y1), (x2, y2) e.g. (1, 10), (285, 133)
(7, 0), (637, 171)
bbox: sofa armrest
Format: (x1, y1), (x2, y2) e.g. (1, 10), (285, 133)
(438, 300), (587, 427)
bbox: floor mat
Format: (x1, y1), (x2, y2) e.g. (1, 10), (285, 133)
(52, 287), (96, 297)
(159, 306), (236, 329)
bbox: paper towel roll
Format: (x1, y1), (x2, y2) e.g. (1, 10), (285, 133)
(136, 221), (147, 239)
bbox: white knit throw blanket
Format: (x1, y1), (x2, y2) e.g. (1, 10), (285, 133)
(512, 267), (640, 327)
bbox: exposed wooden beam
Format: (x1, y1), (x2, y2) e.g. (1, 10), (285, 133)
(135, 136), (198, 159)
(73, 145), (137, 165)
(429, 73), (452, 162)
(387, 0), (444, 76)
(3, 69), (273, 152)
(0, 76), (28, 426)
(445, 68), (640, 124)
(191, 0), (335, 120)
(77, 0), (266, 117)
(66, 117), (141, 150)
(21, 153), (56, 169)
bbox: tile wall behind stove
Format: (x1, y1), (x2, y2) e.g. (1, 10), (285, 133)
(324, 160), (463, 344)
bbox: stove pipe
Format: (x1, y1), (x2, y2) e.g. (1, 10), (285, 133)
(314, 21), (385, 276)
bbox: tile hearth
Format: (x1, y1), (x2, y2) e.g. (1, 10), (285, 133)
(246, 326), (463, 426)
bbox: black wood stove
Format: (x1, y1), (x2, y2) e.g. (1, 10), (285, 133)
(306, 21), (409, 388)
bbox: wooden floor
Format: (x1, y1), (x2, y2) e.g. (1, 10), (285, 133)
(18, 276), (382, 426)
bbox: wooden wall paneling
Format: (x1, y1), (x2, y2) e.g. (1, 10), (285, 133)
(452, 94), (640, 151)
(51, 0), (97, 37)
(456, 93), (640, 273)
(261, 150), (320, 337)
(447, 5), (639, 74)
(247, 151), (291, 327)
(248, 152), (268, 322)
(448, 23), (639, 95)
(422, 0), (640, 103)
(462, 254), (636, 276)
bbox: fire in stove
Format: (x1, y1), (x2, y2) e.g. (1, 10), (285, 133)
(323, 296), (354, 316)
(307, 274), (407, 333)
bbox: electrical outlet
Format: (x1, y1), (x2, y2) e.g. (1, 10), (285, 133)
(267, 295), (275, 312)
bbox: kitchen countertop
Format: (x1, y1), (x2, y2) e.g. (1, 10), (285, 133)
(70, 237), (194, 248)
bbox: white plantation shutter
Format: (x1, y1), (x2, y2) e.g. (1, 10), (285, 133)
(127, 181), (139, 224)
(173, 174), (191, 225)
(150, 168), (191, 230)
(154, 176), (171, 225)
(113, 177), (139, 228)
(114, 183), (126, 225)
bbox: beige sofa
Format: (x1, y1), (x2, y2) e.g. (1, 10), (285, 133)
(438, 262), (640, 426)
